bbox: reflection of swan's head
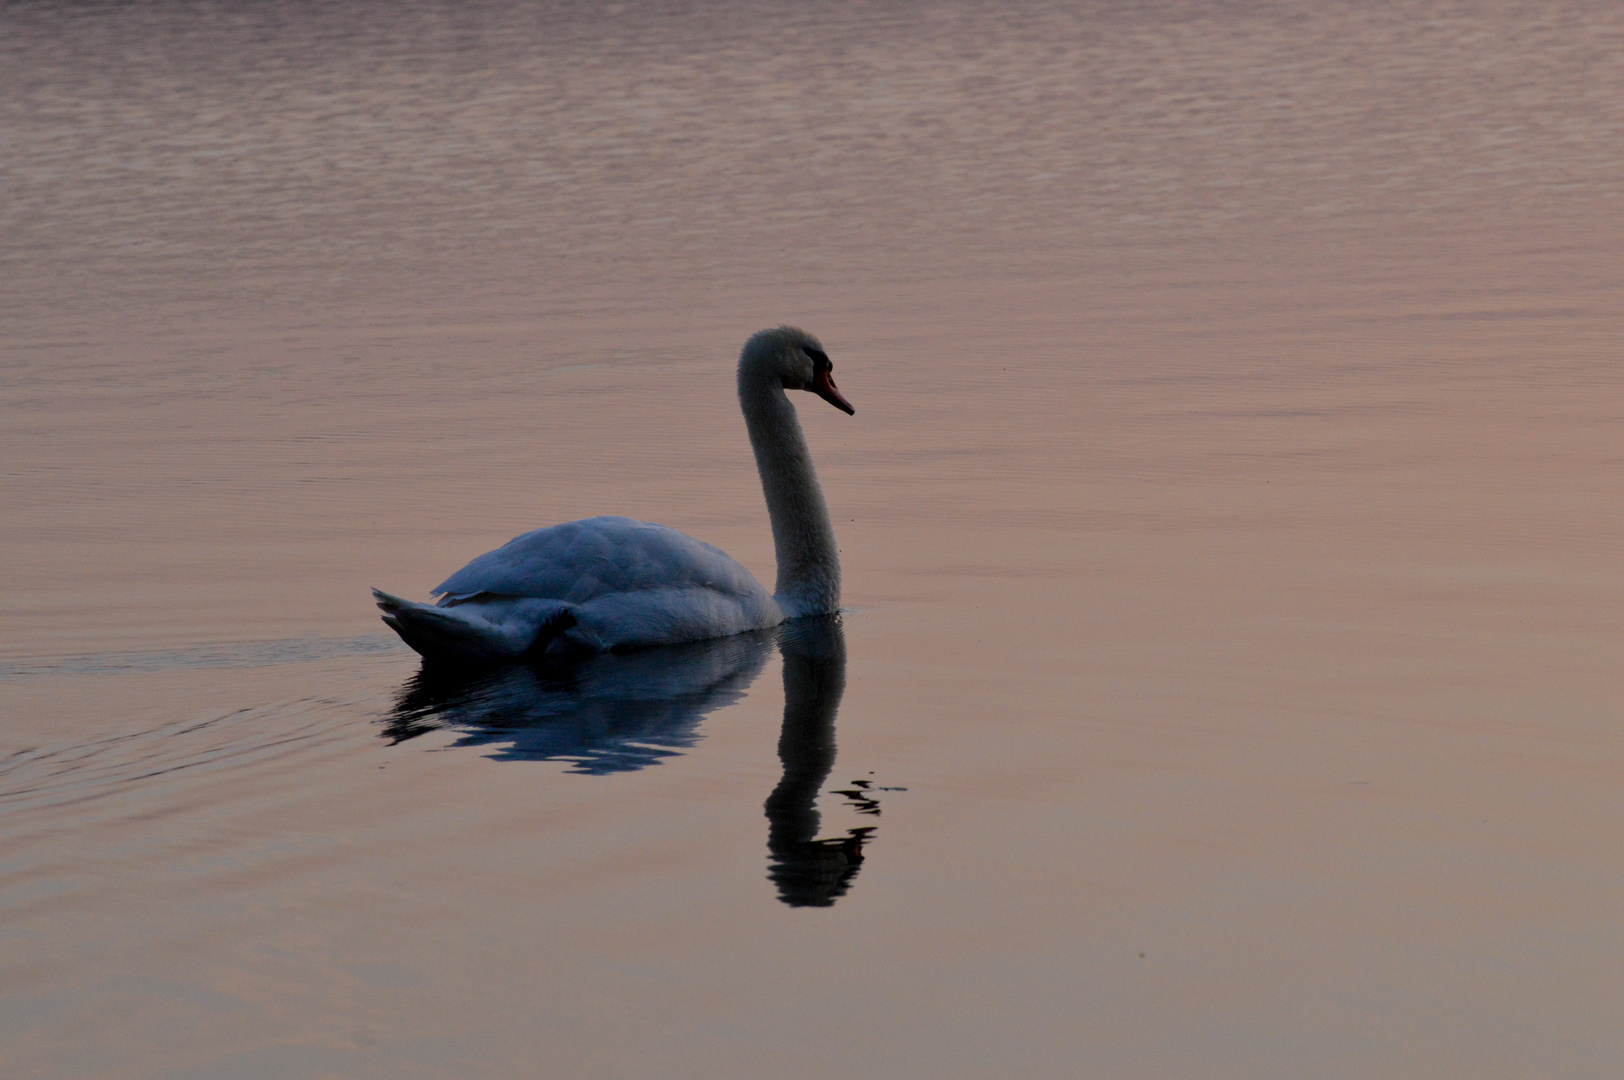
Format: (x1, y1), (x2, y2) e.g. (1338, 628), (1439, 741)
(740, 326), (855, 415)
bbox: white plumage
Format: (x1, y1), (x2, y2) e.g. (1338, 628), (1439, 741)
(373, 327), (854, 663)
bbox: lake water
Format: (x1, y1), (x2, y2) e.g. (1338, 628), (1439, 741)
(3, 1), (1622, 1077)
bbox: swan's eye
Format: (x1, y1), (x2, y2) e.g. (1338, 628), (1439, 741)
(804, 347), (830, 371)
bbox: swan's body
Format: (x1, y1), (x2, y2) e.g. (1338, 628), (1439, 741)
(373, 327), (853, 663)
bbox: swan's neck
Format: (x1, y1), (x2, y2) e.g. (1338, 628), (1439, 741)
(739, 373), (840, 618)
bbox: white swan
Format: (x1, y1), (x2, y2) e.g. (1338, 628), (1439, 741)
(372, 327), (854, 662)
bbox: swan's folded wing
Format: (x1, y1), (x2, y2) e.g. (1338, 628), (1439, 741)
(431, 515), (768, 604)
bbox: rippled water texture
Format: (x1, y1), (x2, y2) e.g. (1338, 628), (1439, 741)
(3, 2), (1622, 1077)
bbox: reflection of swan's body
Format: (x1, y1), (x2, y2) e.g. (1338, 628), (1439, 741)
(372, 327), (853, 662)
(382, 630), (775, 772)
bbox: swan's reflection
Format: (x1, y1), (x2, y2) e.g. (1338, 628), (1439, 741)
(766, 616), (873, 907)
(382, 630), (774, 773)
(382, 617), (876, 905)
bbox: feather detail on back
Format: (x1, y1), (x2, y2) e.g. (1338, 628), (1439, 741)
(432, 516), (766, 606)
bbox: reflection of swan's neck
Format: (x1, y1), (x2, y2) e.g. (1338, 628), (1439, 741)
(765, 617), (865, 908)
(765, 632), (845, 847)
(739, 371), (840, 618)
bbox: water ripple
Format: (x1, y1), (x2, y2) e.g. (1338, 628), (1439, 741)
(0, 698), (360, 818)
(0, 634), (404, 681)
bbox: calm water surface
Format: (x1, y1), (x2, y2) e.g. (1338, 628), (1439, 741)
(3, 2), (1622, 1077)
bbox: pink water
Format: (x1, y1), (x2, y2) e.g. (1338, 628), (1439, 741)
(3, 2), (1622, 1077)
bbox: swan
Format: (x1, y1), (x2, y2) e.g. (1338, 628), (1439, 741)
(372, 326), (854, 662)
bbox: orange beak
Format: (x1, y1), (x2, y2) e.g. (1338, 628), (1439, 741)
(813, 369), (855, 415)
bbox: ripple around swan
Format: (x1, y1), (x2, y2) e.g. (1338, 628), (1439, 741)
(0, 635), (403, 681)
(0, 697), (363, 821)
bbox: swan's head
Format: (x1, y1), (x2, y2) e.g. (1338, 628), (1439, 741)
(741, 326), (855, 415)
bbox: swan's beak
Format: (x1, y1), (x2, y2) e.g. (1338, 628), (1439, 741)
(813, 370), (855, 415)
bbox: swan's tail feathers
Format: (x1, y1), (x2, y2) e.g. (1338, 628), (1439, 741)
(372, 588), (576, 664)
